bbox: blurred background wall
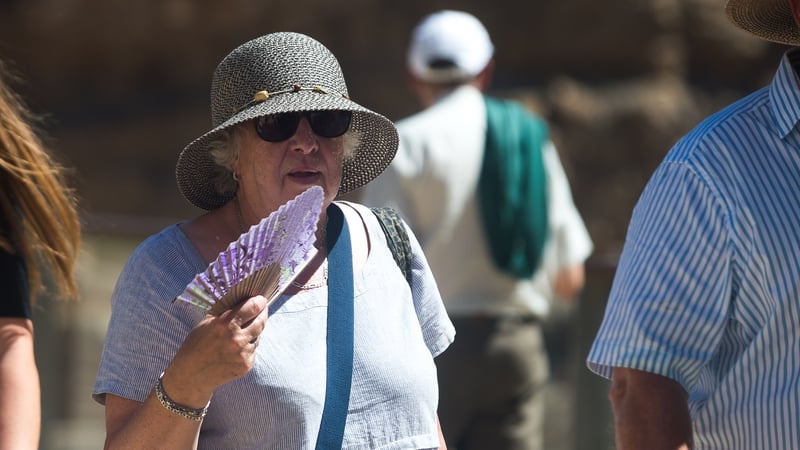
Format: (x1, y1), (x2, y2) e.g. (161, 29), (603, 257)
(0, 0), (786, 448)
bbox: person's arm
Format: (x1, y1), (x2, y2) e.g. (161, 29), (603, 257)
(552, 263), (585, 301)
(436, 414), (447, 449)
(610, 367), (693, 450)
(0, 317), (40, 450)
(103, 295), (268, 449)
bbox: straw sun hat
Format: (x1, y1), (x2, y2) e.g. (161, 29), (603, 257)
(176, 32), (399, 211)
(726, 0), (800, 46)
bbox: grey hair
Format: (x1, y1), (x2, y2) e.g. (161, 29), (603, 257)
(208, 128), (240, 197)
(208, 123), (362, 197)
(340, 128), (360, 160)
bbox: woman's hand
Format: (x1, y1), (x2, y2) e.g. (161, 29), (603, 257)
(161, 295), (269, 408)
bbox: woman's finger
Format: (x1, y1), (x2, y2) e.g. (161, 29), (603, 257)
(229, 295), (268, 328)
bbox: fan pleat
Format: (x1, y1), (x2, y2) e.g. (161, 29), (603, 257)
(174, 186), (324, 315)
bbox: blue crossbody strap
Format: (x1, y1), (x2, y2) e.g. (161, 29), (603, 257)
(315, 204), (354, 450)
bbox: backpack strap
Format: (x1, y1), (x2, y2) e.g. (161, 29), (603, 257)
(370, 207), (413, 287)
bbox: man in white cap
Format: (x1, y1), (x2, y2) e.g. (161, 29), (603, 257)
(363, 9), (593, 449)
(587, 1), (800, 448)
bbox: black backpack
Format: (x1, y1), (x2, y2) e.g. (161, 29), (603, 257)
(370, 207), (412, 287)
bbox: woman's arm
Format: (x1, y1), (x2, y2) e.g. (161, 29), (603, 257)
(103, 295), (268, 449)
(104, 391), (202, 450)
(0, 318), (40, 450)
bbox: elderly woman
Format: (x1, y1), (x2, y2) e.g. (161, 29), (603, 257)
(93, 32), (454, 449)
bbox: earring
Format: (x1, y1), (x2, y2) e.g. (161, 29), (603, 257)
(233, 172), (240, 182)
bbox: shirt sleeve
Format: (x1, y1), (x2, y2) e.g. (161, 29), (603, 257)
(587, 161), (732, 392)
(92, 227), (205, 404)
(403, 218), (455, 358)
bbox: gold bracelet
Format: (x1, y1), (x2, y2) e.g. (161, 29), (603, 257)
(154, 372), (210, 422)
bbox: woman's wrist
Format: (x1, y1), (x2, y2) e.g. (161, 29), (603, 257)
(154, 372), (211, 422)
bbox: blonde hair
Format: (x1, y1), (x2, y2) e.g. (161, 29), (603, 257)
(0, 62), (81, 304)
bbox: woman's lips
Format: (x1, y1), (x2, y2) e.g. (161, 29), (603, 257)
(288, 170), (320, 182)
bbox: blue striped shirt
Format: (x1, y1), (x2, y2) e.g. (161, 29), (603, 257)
(587, 49), (800, 449)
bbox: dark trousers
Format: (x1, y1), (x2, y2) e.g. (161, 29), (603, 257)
(436, 315), (550, 450)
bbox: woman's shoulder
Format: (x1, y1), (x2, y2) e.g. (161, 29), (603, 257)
(123, 224), (202, 276)
(112, 224), (207, 312)
(133, 224), (188, 256)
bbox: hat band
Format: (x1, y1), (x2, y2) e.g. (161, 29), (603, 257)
(234, 84), (350, 114)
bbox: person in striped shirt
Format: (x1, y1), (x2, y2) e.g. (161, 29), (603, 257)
(587, 0), (800, 448)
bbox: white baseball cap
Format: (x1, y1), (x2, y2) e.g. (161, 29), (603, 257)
(407, 10), (494, 83)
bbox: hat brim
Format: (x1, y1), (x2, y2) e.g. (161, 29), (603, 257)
(726, 0), (800, 46)
(176, 90), (398, 211)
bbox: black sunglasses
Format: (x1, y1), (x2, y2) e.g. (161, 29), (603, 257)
(254, 110), (352, 142)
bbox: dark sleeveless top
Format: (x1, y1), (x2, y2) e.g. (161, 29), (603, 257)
(0, 220), (31, 318)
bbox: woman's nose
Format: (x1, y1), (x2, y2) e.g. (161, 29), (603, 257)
(290, 118), (318, 154)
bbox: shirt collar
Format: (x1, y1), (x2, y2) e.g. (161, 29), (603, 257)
(770, 48), (800, 138)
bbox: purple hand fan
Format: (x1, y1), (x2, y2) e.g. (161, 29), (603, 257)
(175, 185), (324, 315)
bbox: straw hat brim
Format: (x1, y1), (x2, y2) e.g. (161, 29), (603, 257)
(726, 0), (800, 46)
(176, 90), (398, 211)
